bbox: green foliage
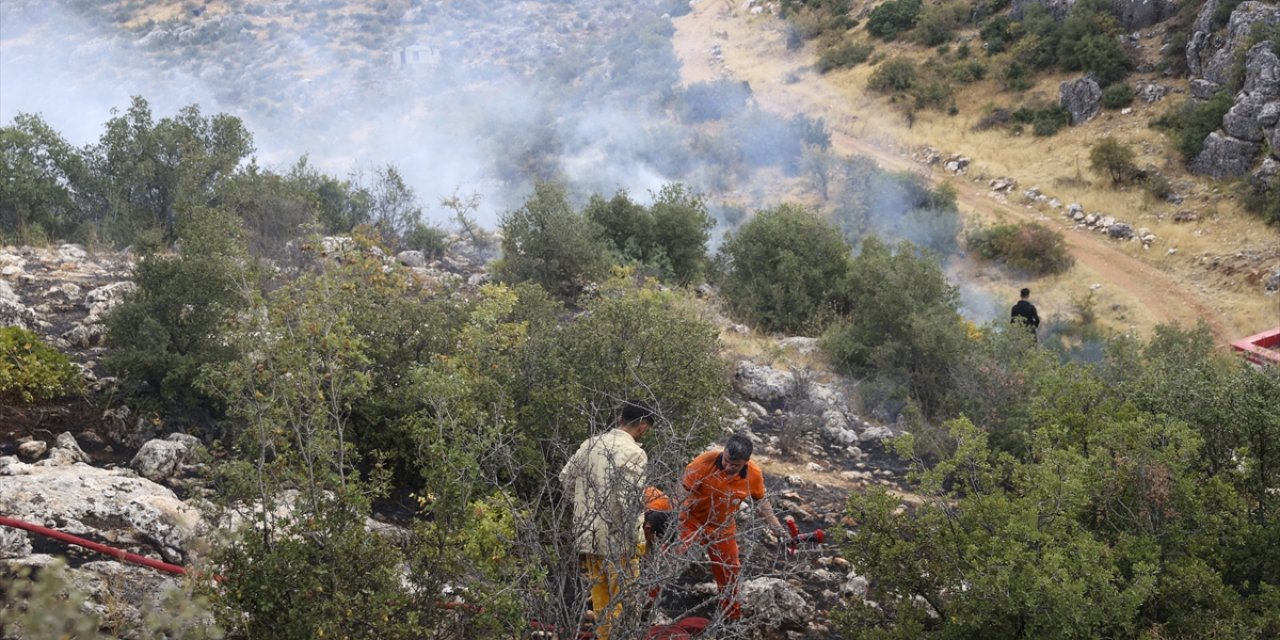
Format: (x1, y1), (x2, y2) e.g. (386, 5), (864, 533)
(980, 16), (1017, 54)
(649, 183), (714, 284)
(840, 324), (1280, 638)
(209, 497), (429, 640)
(821, 237), (967, 417)
(1010, 103), (1070, 136)
(966, 222), (1074, 275)
(1101, 82), (1136, 110)
(1241, 173), (1280, 224)
(85, 96), (254, 246)
(495, 182), (612, 302)
(868, 57), (919, 93)
(584, 184), (713, 285)
(1150, 93), (1235, 163)
(0, 113), (87, 244)
(104, 207), (252, 418)
(867, 0), (922, 40)
(1145, 173), (1175, 201)
(404, 221), (450, 258)
(817, 39), (876, 73)
(950, 59), (987, 83)
(1056, 0), (1132, 86)
(1090, 137), (1139, 185)
(719, 204), (852, 333)
(0, 327), (82, 405)
(914, 1), (966, 46)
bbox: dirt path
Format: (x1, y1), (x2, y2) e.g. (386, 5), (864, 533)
(672, 5), (1235, 343)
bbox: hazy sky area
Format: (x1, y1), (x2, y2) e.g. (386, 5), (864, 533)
(0, 0), (692, 226)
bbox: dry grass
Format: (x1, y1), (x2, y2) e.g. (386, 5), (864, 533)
(674, 7), (1280, 340)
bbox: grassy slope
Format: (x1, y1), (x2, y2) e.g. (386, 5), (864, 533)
(674, 3), (1280, 341)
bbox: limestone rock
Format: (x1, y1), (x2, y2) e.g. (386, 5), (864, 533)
(1059, 76), (1102, 125)
(396, 250), (426, 268)
(1136, 81), (1168, 103)
(130, 439), (189, 483)
(1190, 132), (1262, 178)
(734, 361), (793, 406)
(740, 577), (814, 630)
(17, 440), (47, 461)
(84, 282), (136, 320)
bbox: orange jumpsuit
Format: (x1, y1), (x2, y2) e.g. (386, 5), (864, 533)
(679, 450), (766, 621)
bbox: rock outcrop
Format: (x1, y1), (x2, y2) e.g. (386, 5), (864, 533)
(1011, 0), (1174, 28)
(1059, 75), (1102, 125)
(1191, 132), (1263, 178)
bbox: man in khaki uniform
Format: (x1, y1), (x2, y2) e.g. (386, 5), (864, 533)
(559, 404), (655, 640)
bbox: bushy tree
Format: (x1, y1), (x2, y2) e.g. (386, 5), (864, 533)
(0, 114), (87, 244)
(649, 183), (714, 285)
(966, 222), (1074, 275)
(821, 237), (967, 417)
(868, 57), (919, 93)
(1089, 137), (1138, 185)
(866, 0), (923, 40)
(83, 96), (253, 245)
(104, 207), (253, 419)
(495, 182), (612, 302)
(719, 204), (852, 333)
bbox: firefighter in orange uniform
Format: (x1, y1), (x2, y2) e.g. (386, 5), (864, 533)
(679, 434), (788, 621)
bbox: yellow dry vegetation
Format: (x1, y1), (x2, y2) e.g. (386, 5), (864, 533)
(673, 5), (1280, 342)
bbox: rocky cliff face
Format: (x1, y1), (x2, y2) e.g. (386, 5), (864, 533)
(1184, 1), (1280, 181)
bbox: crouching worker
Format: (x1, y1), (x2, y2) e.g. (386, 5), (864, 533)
(679, 434), (788, 622)
(559, 403), (655, 640)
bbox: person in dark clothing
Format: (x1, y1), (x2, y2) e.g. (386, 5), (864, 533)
(1011, 287), (1040, 338)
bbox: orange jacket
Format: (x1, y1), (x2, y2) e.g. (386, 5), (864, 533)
(679, 450), (765, 535)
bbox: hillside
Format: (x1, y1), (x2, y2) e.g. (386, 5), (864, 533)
(673, 0), (1279, 342)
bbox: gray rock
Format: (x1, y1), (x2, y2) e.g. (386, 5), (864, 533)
(778, 336), (819, 354)
(1190, 132), (1263, 177)
(842, 572), (870, 599)
(396, 250), (426, 268)
(734, 361), (792, 405)
(1059, 76), (1102, 125)
(1190, 78), (1223, 99)
(1251, 158), (1279, 195)
(1243, 42), (1280, 99)
(1135, 81), (1168, 103)
(739, 577), (814, 630)
(62, 323), (106, 348)
(131, 439), (189, 482)
(1107, 222), (1135, 239)
(57, 244), (88, 262)
(0, 525), (32, 558)
(84, 282), (136, 320)
(17, 440), (47, 461)
(45, 432), (88, 466)
(1259, 101), (1280, 128)
(1111, 0), (1176, 30)
(1188, 1), (1280, 86)
(860, 425), (896, 442)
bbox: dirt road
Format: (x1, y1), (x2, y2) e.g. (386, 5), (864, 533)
(672, 5), (1235, 343)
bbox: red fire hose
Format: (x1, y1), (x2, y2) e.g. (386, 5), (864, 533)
(0, 515), (187, 576)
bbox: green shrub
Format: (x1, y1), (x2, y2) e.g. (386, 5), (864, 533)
(719, 204), (852, 333)
(817, 40), (875, 72)
(0, 327), (82, 405)
(866, 0), (922, 40)
(966, 222), (1074, 275)
(1090, 137), (1139, 185)
(676, 80), (752, 123)
(868, 57), (919, 93)
(404, 221), (449, 258)
(951, 59), (987, 83)
(1000, 60), (1035, 92)
(1242, 174), (1280, 225)
(1145, 173), (1175, 201)
(914, 2), (966, 46)
(494, 182), (612, 302)
(821, 236), (967, 417)
(1101, 83), (1135, 110)
(1150, 93), (1235, 163)
(1011, 104), (1069, 136)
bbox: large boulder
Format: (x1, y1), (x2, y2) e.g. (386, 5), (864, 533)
(1059, 76), (1102, 125)
(1190, 132), (1263, 178)
(1243, 42), (1280, 98)
(83, 281), (136, 321)
(1111, 0), (1176, 29)
(0, 460), (206, 563)
(734, 361), (793, 406)
(1187, 1), (1280, 86)
(1223, 94), (1269, 142)
(130, 437), (193, 483)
